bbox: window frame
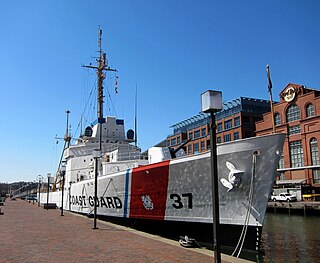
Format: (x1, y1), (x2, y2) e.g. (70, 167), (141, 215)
(286, 104), (300, 123)
(274, 113), (281, 126)
(306, 103), (315, 118)
(289, 140), (304, 167)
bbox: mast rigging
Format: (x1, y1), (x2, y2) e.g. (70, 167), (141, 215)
(82, 26), (117, 150)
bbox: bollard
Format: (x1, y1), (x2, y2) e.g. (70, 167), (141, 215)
(288, 204), (292, 215)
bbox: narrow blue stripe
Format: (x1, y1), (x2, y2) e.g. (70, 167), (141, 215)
(123, 169), (130, 218)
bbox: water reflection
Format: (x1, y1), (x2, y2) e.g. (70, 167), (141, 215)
(260, 213), (320, 262)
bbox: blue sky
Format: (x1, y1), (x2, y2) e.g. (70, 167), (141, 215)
(0, 0), (319, 183)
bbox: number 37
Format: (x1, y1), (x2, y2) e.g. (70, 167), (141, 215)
(170, 193), (193, 209)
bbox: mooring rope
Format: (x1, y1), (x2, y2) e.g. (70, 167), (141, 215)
(232, 151), (258, 257)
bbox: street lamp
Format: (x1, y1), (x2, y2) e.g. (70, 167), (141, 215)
(26, 183), (29, 202)
(36, 175), (43, 207)
(46, 173), (51, 210)
(32, 181), (36, 204)
(92, 149), (101, 229)
(201, 90), (222, 263)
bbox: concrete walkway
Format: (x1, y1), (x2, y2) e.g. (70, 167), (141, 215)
(0, 199), (250, 263)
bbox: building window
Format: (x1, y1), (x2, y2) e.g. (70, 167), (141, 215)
(189, 132), (193, 140)
(167, 140), (170, 146)
(193, 143), (199, 154)
(289, 140), (304, 167)
(194, 130), (200, 139)
(278, 151), (284, 169)
(286, 104), (300, 123)
(201, 141), (205, 150)
(171, 138), (176, 146)
(310, 138), (319, 165)
(224, 120), (232, 130)
(279, 172), (285, 180)
(234, 117), (240, 127)
(201, 128), (206, 137)
(217, 137), (221, 144)
(306, 103), (315, 117)
(234, 132), (239, 140)
(288, 125), (301, 135)
(224, 134), (231, 142)
(187, 144), (192, 154)
(177, 137), (180, 145)
(274, 113), (281, 126)
(313, 169), (320, 184)
(217, 123), (223, 132)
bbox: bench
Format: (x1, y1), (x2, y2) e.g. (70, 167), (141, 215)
(43, 203), (57, 209)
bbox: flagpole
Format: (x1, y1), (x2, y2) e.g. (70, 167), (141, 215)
(266, 64), (276, 133)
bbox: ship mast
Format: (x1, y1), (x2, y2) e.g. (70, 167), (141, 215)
(82, 27), (117, 229)
(52, 109), (71, 191)
(64, 110), (71, 147)
(82, 26), (117, 150)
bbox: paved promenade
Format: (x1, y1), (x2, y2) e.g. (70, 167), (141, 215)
(0, 199), (249, 263)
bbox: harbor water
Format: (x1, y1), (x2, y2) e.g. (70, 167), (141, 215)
(259, 213), (320, 262)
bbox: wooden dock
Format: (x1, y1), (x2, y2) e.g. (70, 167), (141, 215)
(267, 201), (320, 216)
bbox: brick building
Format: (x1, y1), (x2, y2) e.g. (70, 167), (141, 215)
(167, 97), (271, 155)
(256, 83), (320, 192)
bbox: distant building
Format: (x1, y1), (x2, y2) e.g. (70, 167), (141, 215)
(256, 83), (320, 193)
(167, 97), (271, 155)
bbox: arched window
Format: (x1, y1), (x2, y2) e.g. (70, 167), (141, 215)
(306, 103), (315, 117)
(286, 104), (300, 122)
(310, 138), (319, 165)
(311, 138), (320, 184)
(274, 113), (281, 126)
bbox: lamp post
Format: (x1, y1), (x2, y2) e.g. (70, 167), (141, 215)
(93, 149), (101, 229)
(201, 90), (222, 263)
(36, 175), (43, 207)
(46, 173), (51, 210)
(26, 183), (29, 202)
(60, 166), (66, 216)
(32, 181), (36, 204)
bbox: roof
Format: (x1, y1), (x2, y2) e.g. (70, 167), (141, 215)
(170, 112), (209, 130)
(170, 96), (271, 131)
(275, 179), (307, 185)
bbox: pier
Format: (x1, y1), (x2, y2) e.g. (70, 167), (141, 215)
(0, 199), (250, 263)
(267, 201), (320, 216)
